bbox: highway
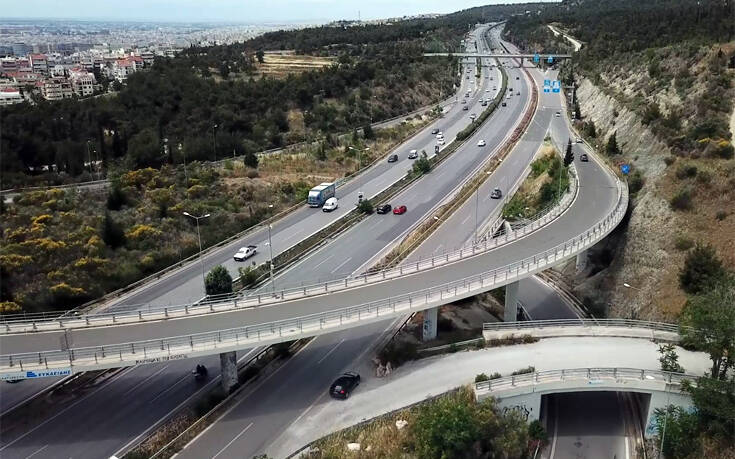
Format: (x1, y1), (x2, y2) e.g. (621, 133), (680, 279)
(0, 24), (516, 459)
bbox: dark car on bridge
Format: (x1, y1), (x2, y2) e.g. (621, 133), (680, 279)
(501, 102), (507, 107)
(376, 204), (392, 214)
(329, 372), (360, 399)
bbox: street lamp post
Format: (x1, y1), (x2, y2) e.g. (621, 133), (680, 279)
(349, 146), (370, 172)
(86, 140), (93, 176)
(183, 212), (210, 295)
(266, 205), (276, 294)
(212, 124), (218, 161)
(178, 143), (188, 186)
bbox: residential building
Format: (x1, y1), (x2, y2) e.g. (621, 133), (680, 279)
(42, 78), (73, 100)
(0, 88), (23, 105)
(68, 68), (96, 96)
(30, 53), (48, 75)
(112, 58), (135, 82)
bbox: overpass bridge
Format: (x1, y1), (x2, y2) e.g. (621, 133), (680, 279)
(424, 53), (572, 59)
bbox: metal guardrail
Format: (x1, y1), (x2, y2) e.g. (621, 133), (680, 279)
(474, 367), (693, 395)
(0, 159), (594, 331)
(0, 178), (627, 375)
(482, 319), (679, 334)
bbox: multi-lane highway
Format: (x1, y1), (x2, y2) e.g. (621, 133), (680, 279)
(0, 23), (523, 459)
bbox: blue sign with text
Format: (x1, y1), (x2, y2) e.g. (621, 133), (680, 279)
(547, 56), (554, 64)
(533, 54), (540, 63)
(621, 164), (631, 175)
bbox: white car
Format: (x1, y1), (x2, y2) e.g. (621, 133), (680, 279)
(322, 197), (338, 212)
(437, 138), (446, 145)
(477, 140), (486, 147)
(408, 149), (418, 159)
(485, 89), (490, 92)
(233, 245), (257, 261)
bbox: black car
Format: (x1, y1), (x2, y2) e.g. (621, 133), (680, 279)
(431, 128), (439, 135)
(462, 106), (469, 111)
(516, 76), (520, 80)
(376, 204), (392, 214)
(501, 102), (507, 107)
(329, 372), (360, 399)
(387, 154), (398, 163)
(580, 153), (589, 162)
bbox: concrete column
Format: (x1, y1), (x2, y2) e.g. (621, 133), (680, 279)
(219, 351), (239, 394)
(575, 249), (588, 272)
(422, 307), (438, 341)
(504, 281), (520, 322)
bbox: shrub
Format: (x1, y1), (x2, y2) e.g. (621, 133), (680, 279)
(511, 366), (536, 375)
(475, 373), (490, 383)
(696, 170), (712, 185)
(243, 152), (259, 169)
(605, 131), (621, 155)
(205, 265), (233, 295)
(676, 164), (698, 179)
(378, 342), (417, 366)
(670, 187), (693, 211)
(713, 140), (734, 159)
(357, 198), (373, 214)
(715, 210), (727, 221)
(664, 156), (676, 166)
(529, 419), (548, 443)
(411, 153), (431, 175)
(101, 212), (126, 249)
(678, 243), (726, 294)
(658, 344), (685, 373)
(106, 185), (127, 210)
(674, 235), (694, 251)
(628, 170), (645, 194)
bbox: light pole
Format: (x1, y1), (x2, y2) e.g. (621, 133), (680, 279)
(474, 171), (492, 244)
(86, 140), (93, 176)
(212, 124), (218, 161)
(267, 204), (276, 293)
(183, 212), (210, 295)
(178, 143), (188, 186)
(349, 146), (370, 172)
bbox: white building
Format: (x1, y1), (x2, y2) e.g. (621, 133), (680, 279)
(0, 88), (23, 105)
(29, 54), (48, 75)
(42, 78), (73, 100)
(68, 68), (96, 97)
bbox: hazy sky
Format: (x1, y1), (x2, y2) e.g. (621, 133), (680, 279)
(3, 0), (531, 23)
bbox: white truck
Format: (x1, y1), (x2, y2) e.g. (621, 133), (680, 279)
(233, 245), (257, 261)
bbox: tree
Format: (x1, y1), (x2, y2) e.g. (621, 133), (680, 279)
(412, 394), (479, 458)
(574, 103), (581, 120)
(101, 212), (125, 249)
(679, 243), (727, 295)
(653, 406), (702, 459)
(605, 131), (620, 155)
(127, 128), (162, 168)
(564, 138), (574, 167)
(205, 265), (233, 296)
(659, 343), (685, 373)
(584, 120), (597, 138)
(679, 278), (735, 380)
(362, 123), (375, 140)
(243, 152), (259, 169)
(106, 185), (127, 210)
(357, 198), (373, 214)
(412, 151), (431, 175)
(686, 374), (735, 440)
(255, 50), (265, 64)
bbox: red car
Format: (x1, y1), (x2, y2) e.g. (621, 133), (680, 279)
(393, 205), (407, 215)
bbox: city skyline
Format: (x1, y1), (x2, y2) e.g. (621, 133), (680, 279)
(3, 0), (532, 23)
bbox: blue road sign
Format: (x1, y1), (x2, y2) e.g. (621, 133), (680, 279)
(543, 79), (551, 87)
(621, 164), (631, 175)
(551, 80), (561, 93)
(547, 56), (554, 64)
(533, 54), (540, 63)
(543, 87), (550, 93)
(25, 369), (72, 379)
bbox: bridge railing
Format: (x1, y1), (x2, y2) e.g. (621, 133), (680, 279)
(1, 182), (628, 374)
(482, 319), (680, 334)
(475, 367), (694, 395)
(0, 163), (588, 333)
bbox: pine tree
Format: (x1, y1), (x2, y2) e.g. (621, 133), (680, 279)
(102, 212), (125, 249)
(564, 139), (574, 167)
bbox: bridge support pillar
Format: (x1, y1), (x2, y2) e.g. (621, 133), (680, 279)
(219, 351), (239, 394)
(422, 307), (438, 341)
(644, 390), (694, 439)
(575, 249), (588, 272)
(504, 281), (520, 322)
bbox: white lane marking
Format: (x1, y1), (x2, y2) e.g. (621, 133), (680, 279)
(23, 445), (48, 459)
(550, 396), (559, 458)
(625, 436), (630, 459)
(121, 365), (169, 396)
(311, 253), (336, 271)
(0, 367), (135, 452)
(317, 338), (345, 365)
(147, 371), (190, 404)
(331, 257), (352, 274)
(281, 228), (304, 243)
(461, 213), (472, 225)
(211, 422), (254, 459)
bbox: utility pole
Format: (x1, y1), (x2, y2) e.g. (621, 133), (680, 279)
(183, 212), (210, 296)
(212, 124), (218, 161)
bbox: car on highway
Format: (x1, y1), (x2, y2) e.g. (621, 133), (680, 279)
(477, 139), (486, 147)
(516, 91), (520, 96)
(329, 372), (360, 399)
(461, 99), (467, 104)
(576, 138), (583, 144)
(431, 128), (439, 135)
(580, 153), (589, 162)
(555, 111), (561, 117)
(393, 205), (408, 215)
(490, 188), (502, 199)
(322, 197), (338, 212)
(436, 131), (443, 138)
(516, 76), (520, 80)
(376, 203), (392, 214)
(233, 245), (257, 261)
(485, 89), (490, 92)
(463, 106), (469, 111)
(501, 102), (507, 107)
(388, 154), (398, 163)
(408, 149), (419, 159)
(437, 138), (446, 145)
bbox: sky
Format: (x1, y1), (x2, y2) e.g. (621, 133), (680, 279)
(2, 0), (531, 23)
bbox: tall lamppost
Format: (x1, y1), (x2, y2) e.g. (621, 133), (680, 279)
(212, 124), (218, 161)
(178, 143), (188, 186)
(266, 204), (276, 294)
(349, 146), (370, 172)
(474, 170), (492, 244)
(183, 212), (210, 295)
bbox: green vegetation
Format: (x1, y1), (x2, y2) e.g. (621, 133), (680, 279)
(503, 148), (571, 221)
(205, 265), (233, 296)
(658, 343), (685, 373)
(670, 187), (694, 211)
(357, 198), (374, 214)
(314, 387), (536, 458)
(411, 151), (431, 176)
(678, 243), (727, 294)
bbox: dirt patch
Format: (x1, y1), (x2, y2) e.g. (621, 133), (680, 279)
(255, 54), (335, 78)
